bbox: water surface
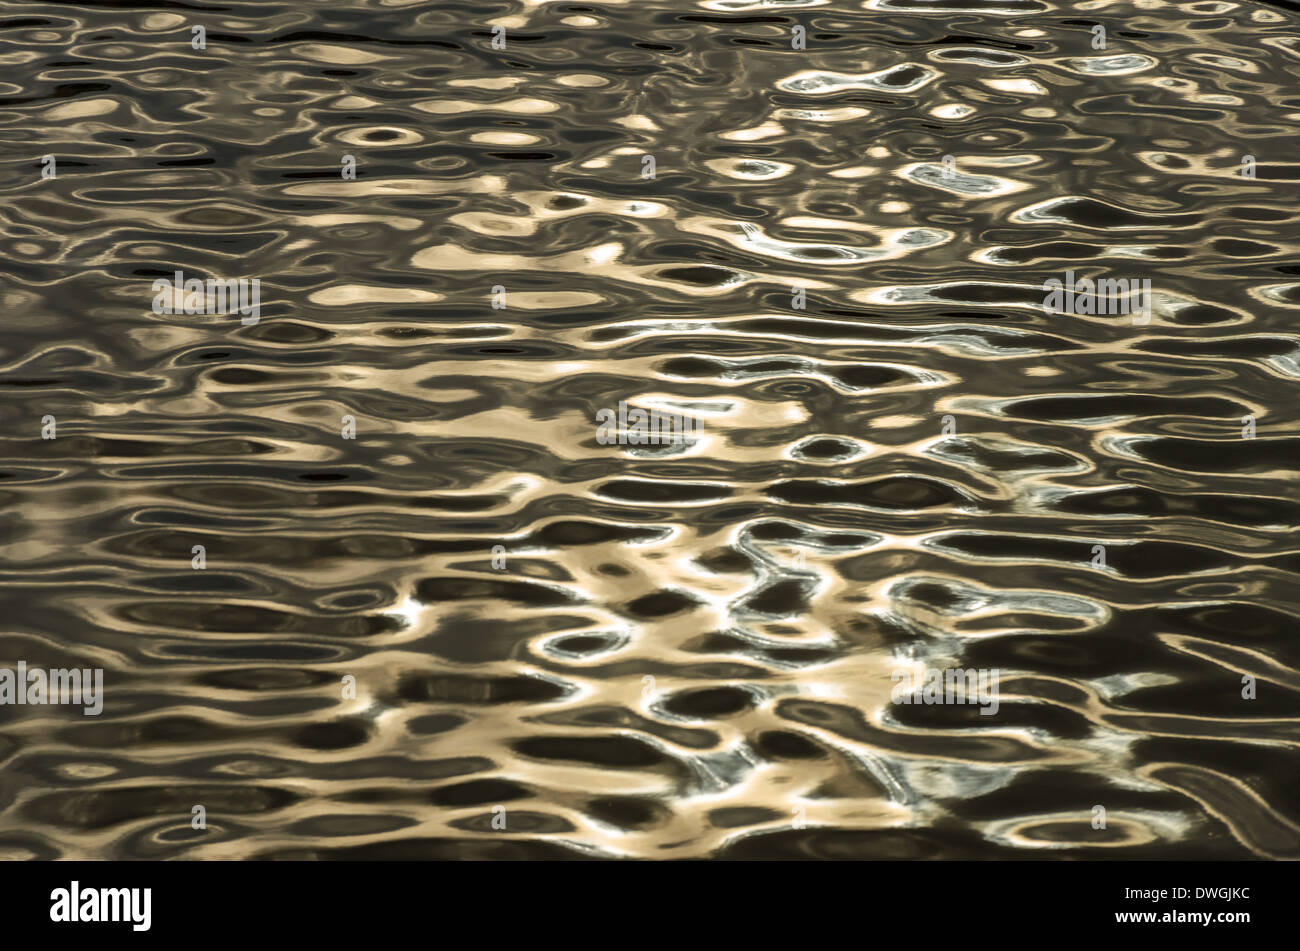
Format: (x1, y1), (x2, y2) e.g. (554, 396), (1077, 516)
(1, 0), (1299, 860)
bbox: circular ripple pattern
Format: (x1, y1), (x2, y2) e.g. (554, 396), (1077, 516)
(0, 0), (1298, 860)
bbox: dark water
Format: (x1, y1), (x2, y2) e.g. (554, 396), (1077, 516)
(1, 0), (1299, 860)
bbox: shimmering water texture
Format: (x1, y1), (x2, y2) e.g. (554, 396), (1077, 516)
(1, 0), (1299, 861)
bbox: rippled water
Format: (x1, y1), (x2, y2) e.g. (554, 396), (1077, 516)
(1, 0), (1299, 860)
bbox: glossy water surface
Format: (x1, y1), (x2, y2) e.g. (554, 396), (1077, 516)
(1, 0), (1299, 859)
